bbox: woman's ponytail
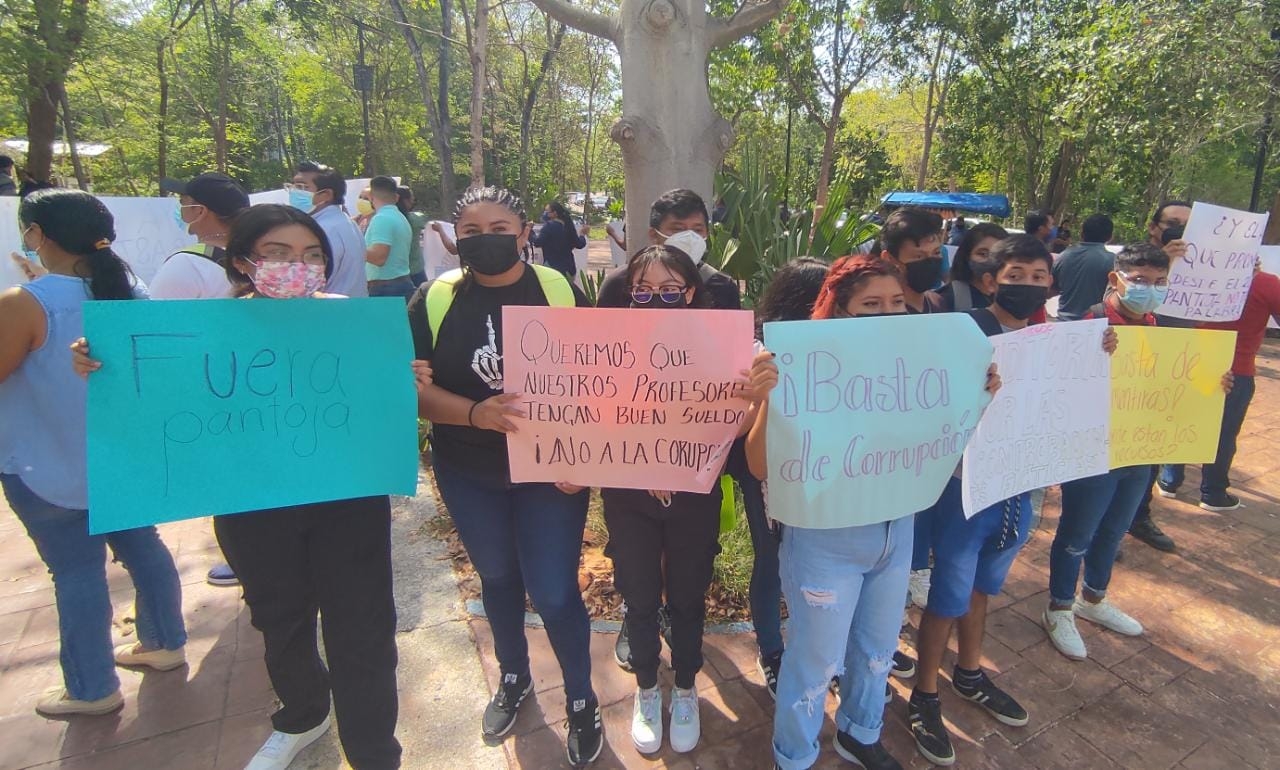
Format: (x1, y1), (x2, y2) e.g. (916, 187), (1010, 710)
(18, 188), (139, 300)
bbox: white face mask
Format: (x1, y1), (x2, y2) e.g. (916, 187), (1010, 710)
(661, 229), (707, 264)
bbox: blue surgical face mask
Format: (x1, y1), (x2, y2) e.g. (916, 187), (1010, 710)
(288, 188), (315, 212)
(1118, 280), (1169, 315)
(20, 226), (40, 263)
(173, 201), (189, 230)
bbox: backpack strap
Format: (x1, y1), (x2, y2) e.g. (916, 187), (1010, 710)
(966, 307), (1004, 337)
(426, 269), (465, 343)
(426, 264), (575, 343)
(529, 263), (576, 308)
(952, 280), (973, 312)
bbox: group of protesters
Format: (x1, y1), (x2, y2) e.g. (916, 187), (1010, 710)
(1, 160), (1275, 770)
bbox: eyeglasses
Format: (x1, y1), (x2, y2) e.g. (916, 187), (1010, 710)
(630, 285), (687, 304)
(251, 248), (327, 266)
(1119, 272), (1168, 288)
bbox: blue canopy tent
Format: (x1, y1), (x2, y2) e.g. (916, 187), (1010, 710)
(879, 191), (1012, 219)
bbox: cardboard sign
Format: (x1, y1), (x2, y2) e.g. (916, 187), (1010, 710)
(1159, 202), (1267, 321)
(1109, 326), (1235, 468)
(764, 315), (994, 529)
(84, 298), (419, 533)
(502, 306), (755, 492)
(962, 320), (1111, 516)
(0, 195), (192, 286)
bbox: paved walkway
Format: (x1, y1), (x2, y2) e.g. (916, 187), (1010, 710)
(0, 285), (1275, 769)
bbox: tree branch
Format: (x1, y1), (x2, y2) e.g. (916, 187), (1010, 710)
(708, 0), (785, 49)
(526, 0), (616, 43)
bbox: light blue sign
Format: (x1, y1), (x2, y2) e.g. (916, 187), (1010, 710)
(763, 314), (994, 529)
(84, 298), (419, 533)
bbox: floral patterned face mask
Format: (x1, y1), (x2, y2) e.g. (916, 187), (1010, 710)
(250, 261), (327, 298)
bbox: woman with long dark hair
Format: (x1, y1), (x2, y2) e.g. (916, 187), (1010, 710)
(0, 189), (187, 717)
(75, 205), (404, 770)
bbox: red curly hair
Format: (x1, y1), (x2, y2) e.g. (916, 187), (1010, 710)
(810, 254), (903, 319)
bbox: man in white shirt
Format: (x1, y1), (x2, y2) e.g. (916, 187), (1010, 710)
(152, 173), (249, 299)
(288, 161), (369, 297)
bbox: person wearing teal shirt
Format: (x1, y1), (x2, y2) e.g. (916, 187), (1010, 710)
(397, 184), (429, 286)
(364, 175), (415, 300)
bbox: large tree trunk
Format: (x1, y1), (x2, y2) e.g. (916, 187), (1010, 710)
(467, 0), (489, 188)
(25, 81), (58, 183)
(157, 42), (170, 186)
(916, 34), (949, 190)
(532, 0), (781, 254)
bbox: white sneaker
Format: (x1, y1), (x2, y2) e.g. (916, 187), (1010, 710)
(1043, 608), (1087, 660)
(668, 686), (700, 753)
(908, 569), (931, 609)
(245, 716), (331, 770)
(630, 685), (663, 753)
(1074, 598), (1143, 636)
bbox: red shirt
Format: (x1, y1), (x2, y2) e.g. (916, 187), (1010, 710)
(1201, 270), (1280, 376)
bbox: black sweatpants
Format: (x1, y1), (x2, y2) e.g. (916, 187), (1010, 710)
(602, 487), (722, 689)
(215, 496), (401, 770)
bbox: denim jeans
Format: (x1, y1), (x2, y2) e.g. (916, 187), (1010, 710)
(432, 461), (594, 701)
(367, 276), (417, 301)
(736, 469), (783, 658)
(772, 515), (913, 769)
(1159, 374), (1256, 498)
(1, 473), (186, 701)
(1050, 466), (1150, 604)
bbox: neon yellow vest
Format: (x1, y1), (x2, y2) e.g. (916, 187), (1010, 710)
(426, 263), (575, 341)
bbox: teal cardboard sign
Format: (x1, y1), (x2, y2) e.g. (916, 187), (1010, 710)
(84, 298), (418, 533)
(763, 314), (994, 529)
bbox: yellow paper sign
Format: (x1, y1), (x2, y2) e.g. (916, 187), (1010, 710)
(1110, 327), (1236, 468)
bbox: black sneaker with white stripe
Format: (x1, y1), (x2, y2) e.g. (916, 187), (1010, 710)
(483, 671), (532, 737)
(565, 697), (604, 767)
(951, 669), (1028, 727)
(834, 730), (904, 770)
(908, 692), (954, 766)
(891, 651), (916, 679)
(758, 651), (782, 699)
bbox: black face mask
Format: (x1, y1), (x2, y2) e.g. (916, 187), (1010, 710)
(994, 283), (1049, 320)
(904, 258), (943, 293)
(458, 233), (521, 276)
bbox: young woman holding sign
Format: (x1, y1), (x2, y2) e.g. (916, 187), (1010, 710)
(0, 189), (187, 717)
(75, 205), (403, 770)
(604, 244), (776, 756)
(746, 255), (1002, 770)
(407, 187), (606, 767)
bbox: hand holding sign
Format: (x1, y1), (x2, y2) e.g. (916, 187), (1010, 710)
(501, 306), (755, 493)
(1159, 202), (1266, 321)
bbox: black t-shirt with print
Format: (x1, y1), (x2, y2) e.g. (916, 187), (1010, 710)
(596, 262), (742, 310)
(409, 267), (590, 485)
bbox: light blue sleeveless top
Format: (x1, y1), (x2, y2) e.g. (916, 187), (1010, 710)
(0, 275), (96, 509)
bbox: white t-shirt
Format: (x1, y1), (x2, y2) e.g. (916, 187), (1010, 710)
(313, 204), (370, 298)
(148, 250), (235, 299)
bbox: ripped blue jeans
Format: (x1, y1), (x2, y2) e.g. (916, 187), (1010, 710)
(772, 515), (913, 769)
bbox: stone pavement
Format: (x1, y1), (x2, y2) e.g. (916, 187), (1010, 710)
(0, 474), (502, 770)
